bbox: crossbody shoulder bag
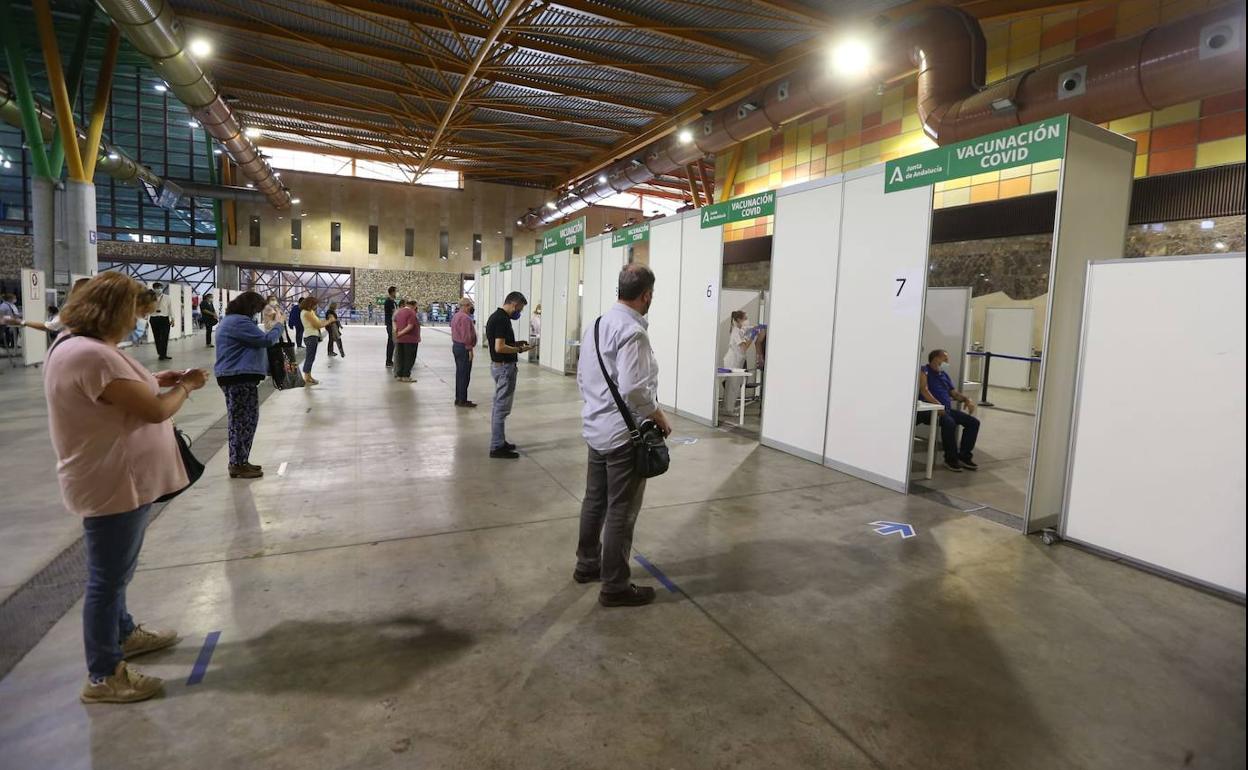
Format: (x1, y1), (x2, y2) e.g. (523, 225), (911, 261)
(593, 317), (670, 479)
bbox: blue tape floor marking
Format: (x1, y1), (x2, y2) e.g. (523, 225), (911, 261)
(633, 553), (680, 594)
(186, 631), (221, 686)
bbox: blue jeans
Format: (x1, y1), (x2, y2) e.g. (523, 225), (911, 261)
(939, 409), (980, 462)
(303, 335), (320, 374)
(490, 362), (518, 450)
(82, 504), (150, 679)
(452, 342), (472, 402)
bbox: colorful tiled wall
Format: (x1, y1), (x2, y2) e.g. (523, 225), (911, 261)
(715, 0), (1247, 243)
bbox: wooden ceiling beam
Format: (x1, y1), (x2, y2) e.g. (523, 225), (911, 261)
(544, 0), (765, 62)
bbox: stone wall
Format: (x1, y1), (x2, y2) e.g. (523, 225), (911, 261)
(355, 268), (463, 310)
(1, 234), (215, 282)
(0, 235), (32, 279)
(723, 261), (771, 291)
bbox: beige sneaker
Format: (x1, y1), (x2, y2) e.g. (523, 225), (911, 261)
(122, 625), (180, 659)
(80, 661), (164, 704)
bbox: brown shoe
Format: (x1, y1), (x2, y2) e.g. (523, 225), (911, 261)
(229, 464), (263, 479)
(80, 661), (163, 704)
(121, 625), (180, 659)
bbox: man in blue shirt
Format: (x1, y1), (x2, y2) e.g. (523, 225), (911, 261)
(919, 349), (980, 472)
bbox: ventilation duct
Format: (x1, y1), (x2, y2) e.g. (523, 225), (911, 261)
(524, 3), (1245, 229)
(94, 0), (291, 209)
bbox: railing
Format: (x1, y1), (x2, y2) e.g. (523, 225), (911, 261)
(964, 350), (1042, 407)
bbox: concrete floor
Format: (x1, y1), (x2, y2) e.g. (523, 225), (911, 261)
(0, 327), (1243, 770)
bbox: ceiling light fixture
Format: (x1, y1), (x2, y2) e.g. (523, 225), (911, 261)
(676, 128), (693, 144)
(290, 198), (300, 204)
(830, 38), (872, 78)
(597, 174), (608, 184)
(546, 201), (557, 209)
(107, 152), (120, 160)
(244, 127), (263, 139)
(187, 120), (199, 128)
(153, 83), (167, 93)
(188, 38), (212, 58)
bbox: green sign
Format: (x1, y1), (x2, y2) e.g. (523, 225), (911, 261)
(524, 254), (543, 266)
(541, 216), (586, 254)
(481, 265), (491, 275)
(699, 190), (776, 229)
(499, 261), (512, 272)
(611, 222), (649, 247)
(373, 295), (386, 306)
(885, 115), (1069, 193)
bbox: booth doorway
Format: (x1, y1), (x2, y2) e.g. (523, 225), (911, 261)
(716, 235), (772, 436)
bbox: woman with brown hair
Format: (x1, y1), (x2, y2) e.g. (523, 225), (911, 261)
(214, 291), (285, 479)
(299, 296), (329, 385)
(43, 272), (208, 703)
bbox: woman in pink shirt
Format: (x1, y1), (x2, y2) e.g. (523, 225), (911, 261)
(43, 273), (209, 704)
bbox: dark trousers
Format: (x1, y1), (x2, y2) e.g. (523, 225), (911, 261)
(82, 504), (150, 679)
(394, 342), (418, 378)
(939, 409), (981, 462)
(576, 444), (647, 593)
(302, 336), (320, 374)
(204, 320), (216, 346)
(149, 316), (171, 358)
(294, 326), (304, 348)
(385, 324), (394, 366)
(452, 342), (472, 402)
(328, 334), (344, 356)
(222, 382), (260, 465)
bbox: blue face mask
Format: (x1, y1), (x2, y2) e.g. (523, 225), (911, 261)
(510, 310), (522, 321)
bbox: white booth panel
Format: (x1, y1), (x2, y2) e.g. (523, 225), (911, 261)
(923, 287), (972, 387)
(823, 167), (932, 492)
(675, 213), (723, 424)
(985, 307), (1033, 388)
(761, 178), (844, 461)
(565, 252), (582, 373)
(543, 250), (572, 373)
(582, 237), (604, 327)
(1064, 254), (1246, 595)
(540, 258), (558, 369)
(601, 244), (626, 313)
(647, 218), (683, 408)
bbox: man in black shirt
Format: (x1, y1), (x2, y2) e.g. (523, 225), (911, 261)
(383, 286), (397, 367)
(485, 291), (531, 459)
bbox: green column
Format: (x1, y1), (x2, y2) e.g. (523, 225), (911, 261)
(0, 0), (52, 179)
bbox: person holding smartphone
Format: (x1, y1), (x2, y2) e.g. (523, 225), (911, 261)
(43, 273), (208, 704)
(485, 292), (531, 459)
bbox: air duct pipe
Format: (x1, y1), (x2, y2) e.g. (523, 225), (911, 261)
(164, 179), (270, 203)
(524, 3), (1245, 229)
(94, 0), (291, 209)
(2, 74), (160, 187)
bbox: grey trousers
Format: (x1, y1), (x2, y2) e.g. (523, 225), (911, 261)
(576, 444), (647, 593)
(490, 362), (518, 450)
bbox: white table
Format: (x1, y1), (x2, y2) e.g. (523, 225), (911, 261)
(716, 370), (752, 427)
(916, 401), (942, 480)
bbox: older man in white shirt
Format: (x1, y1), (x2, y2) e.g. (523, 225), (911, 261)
(574, 263), (671, 608)
(148, 281), (175, 361)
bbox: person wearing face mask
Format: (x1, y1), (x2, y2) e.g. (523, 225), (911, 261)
(215, 292), (286, 479)
(573, 264), (671, 607)
(450, 296), (478, 407)
(720, 310), (754, 416)
(485, 292), (532, 459)
(919, 349), (980, 473)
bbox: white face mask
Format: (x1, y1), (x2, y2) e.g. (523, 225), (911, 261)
(939, 361), (950, 372)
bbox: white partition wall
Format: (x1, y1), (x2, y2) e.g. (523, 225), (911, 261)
(20, 268), (47, 365)
(1064, 254), (1246, 595)
(565, 251), (582, 373)
(582, 236), (605, 327)
(513, 261), (531, 345)
(761, 177), (845, 460)
(985, 307), (1033, 388)
(601, 244), (625, 312)
(179, 284), (193, 336)
(675, 212), (723, 424)
(823, 167), (932, 492)
(527, 260), (543, 361)
(167, 285), (181, 338)
(647, 218), (683, 408)
(923, 287), (972, 388)
(540, 258), (558, 369)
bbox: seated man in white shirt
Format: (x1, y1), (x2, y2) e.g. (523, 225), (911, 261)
(574, 264), (672, 608)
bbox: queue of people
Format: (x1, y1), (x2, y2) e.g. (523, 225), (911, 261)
(36, 267), (677, 707)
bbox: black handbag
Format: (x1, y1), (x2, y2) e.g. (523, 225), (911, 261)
(155, 426), (205, 502)
(268, 330), (305, 389)
(593, 317), (670, 479)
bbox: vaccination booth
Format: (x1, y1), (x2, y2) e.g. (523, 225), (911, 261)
(537, 217), (585, 375)
(649, 116), (1144, 538)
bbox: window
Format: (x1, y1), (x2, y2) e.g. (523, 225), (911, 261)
(440, 230), (449, 260)
(249, 216), (260, 247)
(504, 236), (513, 261)
(330, 222), (341, 252)
(291, 218), (302, 250)
(260, 146), (462, 188)
(368, 225), (379, 255)
(472, 233), (482, 262)
(404, 228), (415, 257)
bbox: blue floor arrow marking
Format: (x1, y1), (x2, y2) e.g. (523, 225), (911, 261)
(186, 631), (221, 686)
(870, 521), (916, 539)
(634, 553), (680, 593)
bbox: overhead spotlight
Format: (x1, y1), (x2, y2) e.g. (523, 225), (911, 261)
(2, 161), (10, 169)
(107, 152), (120, 160)
(990, 97), (1018, 115)
(545, 201), (557, 209)
(246, 183), (255, 188)
(290, 198), (300, 204)
(187, 120), (199, 128)
(831, 38), (871, 78)
(188, 38), (212, 58)
(597, 174), (608, 184)
(244, 127), (264, 139)
(213, 148), (223, 155)
(677, 128), (693, 144)
(153, 83), (167, 93)
(516, 219), (523, 226)
(301, 211), (308, 217)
